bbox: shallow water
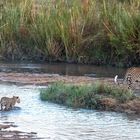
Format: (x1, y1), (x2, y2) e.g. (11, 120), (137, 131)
(0, 62), (126, 78)
(0, 84), (140, 140)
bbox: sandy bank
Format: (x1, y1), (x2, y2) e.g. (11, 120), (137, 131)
(0, 72), (114, 85)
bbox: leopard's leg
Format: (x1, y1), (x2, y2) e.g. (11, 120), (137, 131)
(126, 74), (132, 89)
(5, 102), (11, 111)
(1, 104), (3, 111)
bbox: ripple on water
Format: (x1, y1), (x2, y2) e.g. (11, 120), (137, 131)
(0, 84), (140, 140)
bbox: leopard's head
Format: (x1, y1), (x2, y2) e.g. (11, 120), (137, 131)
(13, 96), (20, 103)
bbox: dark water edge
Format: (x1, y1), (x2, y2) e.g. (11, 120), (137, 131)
(0, 61), (126, 78)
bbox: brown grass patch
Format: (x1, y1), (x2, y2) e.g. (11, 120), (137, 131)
(98, 97), (117, 110)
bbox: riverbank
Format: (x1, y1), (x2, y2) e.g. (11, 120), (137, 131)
(0, 72), (115, 85)
(1, 0), (140, 67)
(0, 71), (139, 89)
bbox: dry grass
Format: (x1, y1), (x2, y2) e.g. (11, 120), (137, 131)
(0, 0), (140, 65)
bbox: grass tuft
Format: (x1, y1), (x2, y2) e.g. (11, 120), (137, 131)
(40, 82), (135, 110)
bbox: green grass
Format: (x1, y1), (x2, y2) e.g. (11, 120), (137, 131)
(40, 82), (135, 109)
(1, 0), (140, 66)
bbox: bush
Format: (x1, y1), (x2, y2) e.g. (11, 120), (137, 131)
(40, 82), (135, 109)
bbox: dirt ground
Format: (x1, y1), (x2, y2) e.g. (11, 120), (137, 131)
(0, 72), (114, 85)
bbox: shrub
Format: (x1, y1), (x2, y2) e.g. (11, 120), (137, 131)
(40, 82), (135, 109)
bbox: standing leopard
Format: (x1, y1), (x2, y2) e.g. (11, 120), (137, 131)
(0, 96), (20, 111)
(123, 67), (140, 89)
(114, 67), (140, 89)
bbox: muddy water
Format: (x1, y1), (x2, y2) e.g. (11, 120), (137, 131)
(0, 84), (140, 140)
(0, 63), (126, 78)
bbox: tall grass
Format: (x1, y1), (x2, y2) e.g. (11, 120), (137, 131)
(0, 0), (140, 66)
(102, 0), (140, 66)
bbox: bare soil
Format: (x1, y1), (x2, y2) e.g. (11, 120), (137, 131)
(0, 72), (114, 85)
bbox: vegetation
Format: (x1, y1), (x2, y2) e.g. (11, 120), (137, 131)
(40, 82), (139, 113)
(0, 0), (140, 66)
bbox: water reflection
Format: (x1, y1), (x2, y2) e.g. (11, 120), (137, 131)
(0, 62), (126, 78)
(0, 84), (140, 140)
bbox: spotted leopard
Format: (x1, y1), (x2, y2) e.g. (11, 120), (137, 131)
(0, 96), (20, 111)
(114, 67), (140, 89)
(123, 67), (140, 89)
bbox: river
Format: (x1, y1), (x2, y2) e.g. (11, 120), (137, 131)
(0, 63), (140, 140)
(0, 62), (126, 78)
(0, 84), (140, 140)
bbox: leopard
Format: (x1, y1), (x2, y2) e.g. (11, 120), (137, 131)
(123, 67), (140, 89)
(114, 67), (140, 89)
(0, 96), (20, 111)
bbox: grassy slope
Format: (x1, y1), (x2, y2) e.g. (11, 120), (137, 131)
(1, 0), (140, 66)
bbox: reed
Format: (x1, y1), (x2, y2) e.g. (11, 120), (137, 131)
(0, 0), (140, 66)
(102, 0), (140, 66)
